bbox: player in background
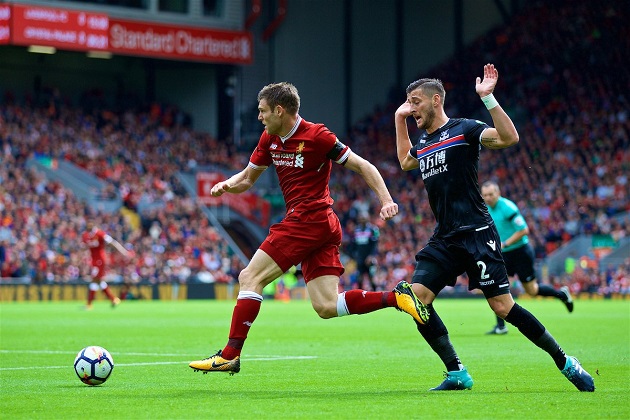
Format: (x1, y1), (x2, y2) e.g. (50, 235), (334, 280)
(189, 82), (428, 375)
(394, 64), (594, 391)
(481, 181), (573, 335)
(348, 212), (380, 290)
(82, 220), (131, 310)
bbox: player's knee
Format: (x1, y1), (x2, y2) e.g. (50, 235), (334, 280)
(312, 301), (337, 319)
(492, 302), (512, 318)
(523, 282), (538, 296)
(237, 269), (259, 290)
(489, 296), (514, 318)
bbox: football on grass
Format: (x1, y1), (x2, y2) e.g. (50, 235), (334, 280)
(74, 346), (114, 386)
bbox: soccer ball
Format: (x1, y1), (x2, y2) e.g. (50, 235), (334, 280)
(74, 346), (114, 386)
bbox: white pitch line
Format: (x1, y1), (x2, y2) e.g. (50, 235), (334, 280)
(2, 361), (190, 371)
(0, 350), (316, 358)
(0, 353), (317, 371)
(0, 350), (198, 357)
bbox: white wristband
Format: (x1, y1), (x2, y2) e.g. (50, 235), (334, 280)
(481, 93), (499, 110)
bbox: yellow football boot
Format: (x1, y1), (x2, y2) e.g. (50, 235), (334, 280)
(393, 281), (429, 324)
(189, 350), (241, 375)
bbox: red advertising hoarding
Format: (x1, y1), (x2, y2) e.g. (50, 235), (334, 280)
(10, 3), (109, 51)
(0, 4), (11, 45)
(3, 4), (253, 64)
(108, 18), (252, 64)
(197, 172), (270, 226)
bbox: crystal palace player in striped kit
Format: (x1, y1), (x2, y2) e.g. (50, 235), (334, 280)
(189, 82), (428, 374)
(394, 64), (594, 391)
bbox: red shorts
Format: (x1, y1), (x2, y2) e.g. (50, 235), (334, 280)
(260, 207), (344, 282)
(91, 259), (106, 280)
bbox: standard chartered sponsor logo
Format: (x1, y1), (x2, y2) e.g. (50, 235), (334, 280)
(270, 151), (305, 168)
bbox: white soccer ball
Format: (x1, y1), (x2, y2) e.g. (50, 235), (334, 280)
(74, 346), (114, 386)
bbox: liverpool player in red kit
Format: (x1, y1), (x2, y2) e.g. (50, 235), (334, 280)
(189, 82), (428, 374)
(82, 221), (131, 310)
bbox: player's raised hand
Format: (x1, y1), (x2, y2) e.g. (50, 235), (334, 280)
(379, 201), (399, 221)
(475, 63), (499, 97)
(395, 101), (413, 119)
(211, 181), (231, 196)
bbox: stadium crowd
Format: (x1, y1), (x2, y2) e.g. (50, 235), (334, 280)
(0, 111), (245, 287)
(0, 0), (627, 298)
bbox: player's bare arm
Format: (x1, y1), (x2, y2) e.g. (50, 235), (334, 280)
(113, 240), (131, 259)
(476, 63), (519, 149)
(211, 165), (265, 196)
(394, 102), (420, 171)
(104, 234), (130, 258)
(344, 152), (399, 221)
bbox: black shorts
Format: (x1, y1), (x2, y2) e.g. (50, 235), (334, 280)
(411, 225), (510, 299)
(503, 244), (536, 283)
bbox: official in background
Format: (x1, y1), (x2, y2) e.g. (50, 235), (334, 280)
(481, 180), (573, 335)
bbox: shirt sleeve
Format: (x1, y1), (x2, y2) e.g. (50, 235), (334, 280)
(326, 138), (351, 164)
(409, 144), (418, 160)
(464, 118), (490, 146)
(249, 132), (272, 169)
(511, 213), (528, 231)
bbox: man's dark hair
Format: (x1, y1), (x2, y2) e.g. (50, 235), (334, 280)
(406, 78), (446, 104)
(258, 82), (301, 115)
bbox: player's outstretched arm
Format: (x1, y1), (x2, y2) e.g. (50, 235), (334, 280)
(211, 165), (265, 196)
(344, 152), (398, 221)
(476, 63), (519, 149)
(105, 235), (132, 259)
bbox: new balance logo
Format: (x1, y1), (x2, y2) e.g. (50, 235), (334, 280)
(487, 240), (496, 251)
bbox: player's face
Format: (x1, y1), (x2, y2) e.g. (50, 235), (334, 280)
(407, 89), (436, 130)
(258, 99), (282, 135)
(482, 186), (500, 207)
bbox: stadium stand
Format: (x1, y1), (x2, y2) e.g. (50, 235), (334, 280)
(0, 0), (627, 299)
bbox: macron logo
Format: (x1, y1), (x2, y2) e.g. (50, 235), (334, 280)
(487, 240), (496, 251)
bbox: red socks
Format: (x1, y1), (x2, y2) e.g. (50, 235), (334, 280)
(222, 293), (262, 359)
(220, 290), (396, 359)
(343, 290), (396, 314)
(87, 290), (96, 305)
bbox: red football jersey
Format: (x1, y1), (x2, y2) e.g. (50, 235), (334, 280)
(249, 116), (351, 213)
(82, 228), (107, 263)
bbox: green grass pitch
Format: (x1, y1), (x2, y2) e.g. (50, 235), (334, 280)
(1, 297), (628, 419)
